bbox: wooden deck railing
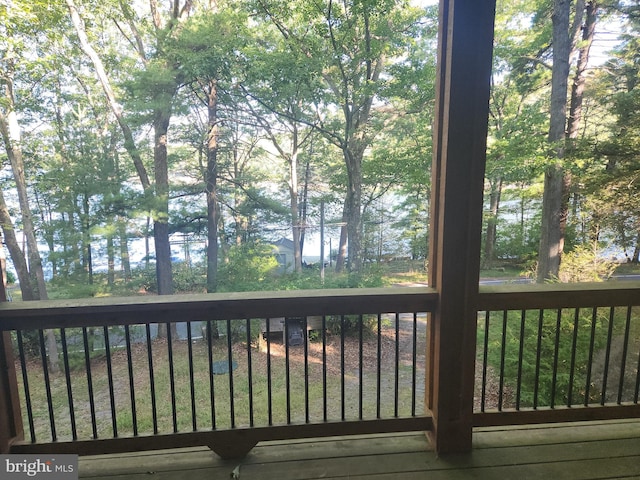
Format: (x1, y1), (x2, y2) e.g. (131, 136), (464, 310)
(475, 280), (640, 426)
(2, 281), (640, 458)
(0, 287), (435, 458)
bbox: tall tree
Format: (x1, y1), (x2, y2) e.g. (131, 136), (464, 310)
(254, 0), (422, 273)
(0, 2), (59, 371)
(169, 6), (249, 291)
(0, 55), (49, 301)
(568, 2), (597, 142)
(66, 0), (196, 295)
(585, 3), (640, 262)
(0, 188), (34, 300)
(537, 0), (572, 282)
(242, 31), (322, 273)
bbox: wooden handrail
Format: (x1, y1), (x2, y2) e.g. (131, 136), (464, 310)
(478, 281), (640, 311)
(0, 286), (437, 331)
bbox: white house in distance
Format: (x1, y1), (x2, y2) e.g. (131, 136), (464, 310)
(270, 238), (296, 273)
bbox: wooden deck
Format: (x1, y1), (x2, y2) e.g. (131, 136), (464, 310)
(78, 419), (640, 479)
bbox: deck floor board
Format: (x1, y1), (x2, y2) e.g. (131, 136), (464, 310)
(79, 420), (640, 479)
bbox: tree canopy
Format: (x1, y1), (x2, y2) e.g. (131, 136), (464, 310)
(1, 0), (639, 299)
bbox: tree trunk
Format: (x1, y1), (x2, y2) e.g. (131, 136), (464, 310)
(0, 191), (35, 300)
(119, 222), (131, 280)
(68, 208), (81, 276)
(152, 87), (177, 340)
(344, 144), (364, 273)
(153, 106), (174, 296)
(82, 192), (93, 284)
(36, 193), (57, 279)
(538, 165), (566, 281)
(206, 79), (220, 292)
(298, 160), (311, 270)
(0, 88), (48, 301)
(335, 201), (349, 273)
(345, 186), (363, 273)
(0, 73), (58, 372)
(289, 127), (303, 273)
(568, 1), (597, 141)
(107, 234), (115, 286)
(232, 152), (248, 246)
(483, 178), (502, 269)
(537, 0), (571, 283)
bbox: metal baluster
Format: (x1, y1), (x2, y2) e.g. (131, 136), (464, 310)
(550, 309), (563, 408)
(60, 328), (77, 440)
(303, 316), (309, 423)
(16, 331), (35, 443)
(82, 327), (98, 438)
(143, 324), (157, 434)
(618, 306), (633, 404)
(481, 311), (490, 412)
(266, 318), (272, 426)
(206, 321), (216, 429)
(412, 313), (418, 416)
(359, 314), (363, 420)
(516, 310), (526, 410)
(634, 319), (640, 404)
(533, 310), (544, 409)
(376, 313), (382, 419)
(568, 308), (581, 407)
(246, 318), (254, 427)
(124, 325), (137, 436)
(322, 316), (327, 422)
(103, 326), (118, 437)
(394, 313), (400, 417)
(226, 319), (235, 428)
(38, 329), (56, 441)
(498, 311), (508, 411)
(601, 307), (616, 405)
(167, 323), (177, 433)
(285, 319), (291, 424)
(188, 321), (197, 431)
(341, 315), (346, 421)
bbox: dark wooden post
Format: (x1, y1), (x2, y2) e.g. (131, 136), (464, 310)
(426, 0), (496, 453)
(0, 246), (24, 453)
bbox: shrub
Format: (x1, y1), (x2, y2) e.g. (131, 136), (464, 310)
(479, 307), (612, 407)
(172, 261), (206, 293)
(218, 242), (279, 292)
(559, 243), (617, 283)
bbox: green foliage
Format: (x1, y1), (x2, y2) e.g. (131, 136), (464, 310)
(171, 262), (206, 293)
(492, 202), (541, 265)
(479, 307), (613, 407)
(558, 244), (617, 283)
(126, 266), (158, 294)
(5, 270), (16, 284)
(48, 277), (102, 299)
(168, 9), (249, 82)
(218, 242), (279, 292)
